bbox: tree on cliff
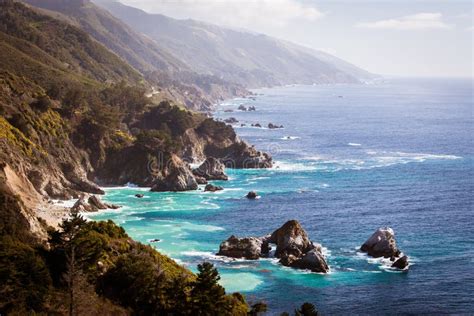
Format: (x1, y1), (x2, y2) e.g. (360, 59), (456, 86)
(190, 262), (228, 315)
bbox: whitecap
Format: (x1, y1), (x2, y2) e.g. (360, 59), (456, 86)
(272, 161), (318, 172)
(280, 136), (301, 140)
(348, 143), (362, 147)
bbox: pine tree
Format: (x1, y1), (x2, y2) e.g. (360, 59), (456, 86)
(190, 262), (228, 315)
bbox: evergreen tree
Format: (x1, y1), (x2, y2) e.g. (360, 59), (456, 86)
(190, 262), (228, 315)
(295, 302), (319, 316)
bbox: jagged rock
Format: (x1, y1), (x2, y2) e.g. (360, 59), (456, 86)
(135, 194), (144, 198)
(71, 195), (95, 212)
(248, 106), (256, 111)
(193, 157), (228, 181)
(71, 194), (119, 212)
(150, 238), (161, 243)
(204, 184), (223, 192)
(268, 220), (329, 273)
(238, 105), (247, 111)
(150, 155), (198, 192)
(217, 235), (270, 259)
(360, 227), (401, 258)
(392, 255), (409, 270)
(268, 123), (283, 129)
(269, 220), (314, 258)
(251, 123), (262, 128)
(217, 220), (329, 273)
(241, 123), (246, 127)
(246, 191), (258, 199)
(289, 248), (329, 273)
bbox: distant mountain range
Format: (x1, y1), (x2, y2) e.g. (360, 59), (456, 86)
(23, 0), (375, 95)
(93, 0), (376, 88)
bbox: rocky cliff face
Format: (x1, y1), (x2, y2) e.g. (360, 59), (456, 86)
(0, 72), (102, 200)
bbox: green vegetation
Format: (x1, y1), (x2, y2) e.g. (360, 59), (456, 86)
(0, 209), (249, 315)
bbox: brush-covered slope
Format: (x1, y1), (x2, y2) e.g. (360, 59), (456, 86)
(0, 0), (142, 94)
(22, 0), (187, 73)
(22, 0), (249, 110)
(94, 0), (375, 87)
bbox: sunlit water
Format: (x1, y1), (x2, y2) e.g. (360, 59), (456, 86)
(89, 78), (474, 314)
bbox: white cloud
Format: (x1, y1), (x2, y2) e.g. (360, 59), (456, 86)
(356, 13), (453, 31)
(467, 26), (474, 31)
(121, 0), (323, 29)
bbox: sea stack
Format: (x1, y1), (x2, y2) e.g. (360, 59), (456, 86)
(217, 220), (329, 273)
(360, 227), (409, 270)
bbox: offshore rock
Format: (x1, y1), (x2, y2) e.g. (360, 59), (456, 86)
(217, 220), (329, 273)
(217, 235), (270, 260)
(204, 184), (223, 192)
(360, 227), (401, 258)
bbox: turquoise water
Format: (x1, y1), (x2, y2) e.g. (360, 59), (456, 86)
(90, 78), (474, 314)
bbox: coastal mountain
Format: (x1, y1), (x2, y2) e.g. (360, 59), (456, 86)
(0, 1), (268, 313)
(21, 0), (248, 110)
(93, 0), (376, 87)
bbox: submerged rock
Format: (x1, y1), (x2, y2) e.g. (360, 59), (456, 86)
(238, 105), (247, 111)
(204, 184), (223, 192)
(135, 194), (144, 198)
(193, 157), (228, 181)
(217, 235), (270, 260)
(360, 227), (401, 258)
(248, 106), (256, 111)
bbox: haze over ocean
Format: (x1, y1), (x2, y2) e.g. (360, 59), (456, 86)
(92, 78), (474, 314)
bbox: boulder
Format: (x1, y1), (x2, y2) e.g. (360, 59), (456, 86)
(150, 155), (198, 192)
(289, 248), (330, 273)
(392, 255), (409, 270)
(246, 191), (258, 199)
(238, 105), (247, 111)
(217, 235), (270, 260)
(360, 227), (401, 258)
(204, 184), (223, 192)
(135, 194), (144, 198)
(268, 220), (315, 258)
(248, 106), (256, 111)
(193, 157), (228, 181)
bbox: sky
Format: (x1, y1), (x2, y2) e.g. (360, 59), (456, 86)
(119, 0), (473, 78)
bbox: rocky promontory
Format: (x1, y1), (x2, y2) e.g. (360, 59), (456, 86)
(217, 220), (329, 273)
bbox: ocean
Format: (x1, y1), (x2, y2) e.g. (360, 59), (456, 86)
(90, 78), (474, 314)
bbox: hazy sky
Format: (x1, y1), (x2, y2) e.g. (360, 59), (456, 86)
(119, 0), (473, 77)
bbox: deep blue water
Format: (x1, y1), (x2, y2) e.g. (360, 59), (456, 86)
(91, 78), (474, 314)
